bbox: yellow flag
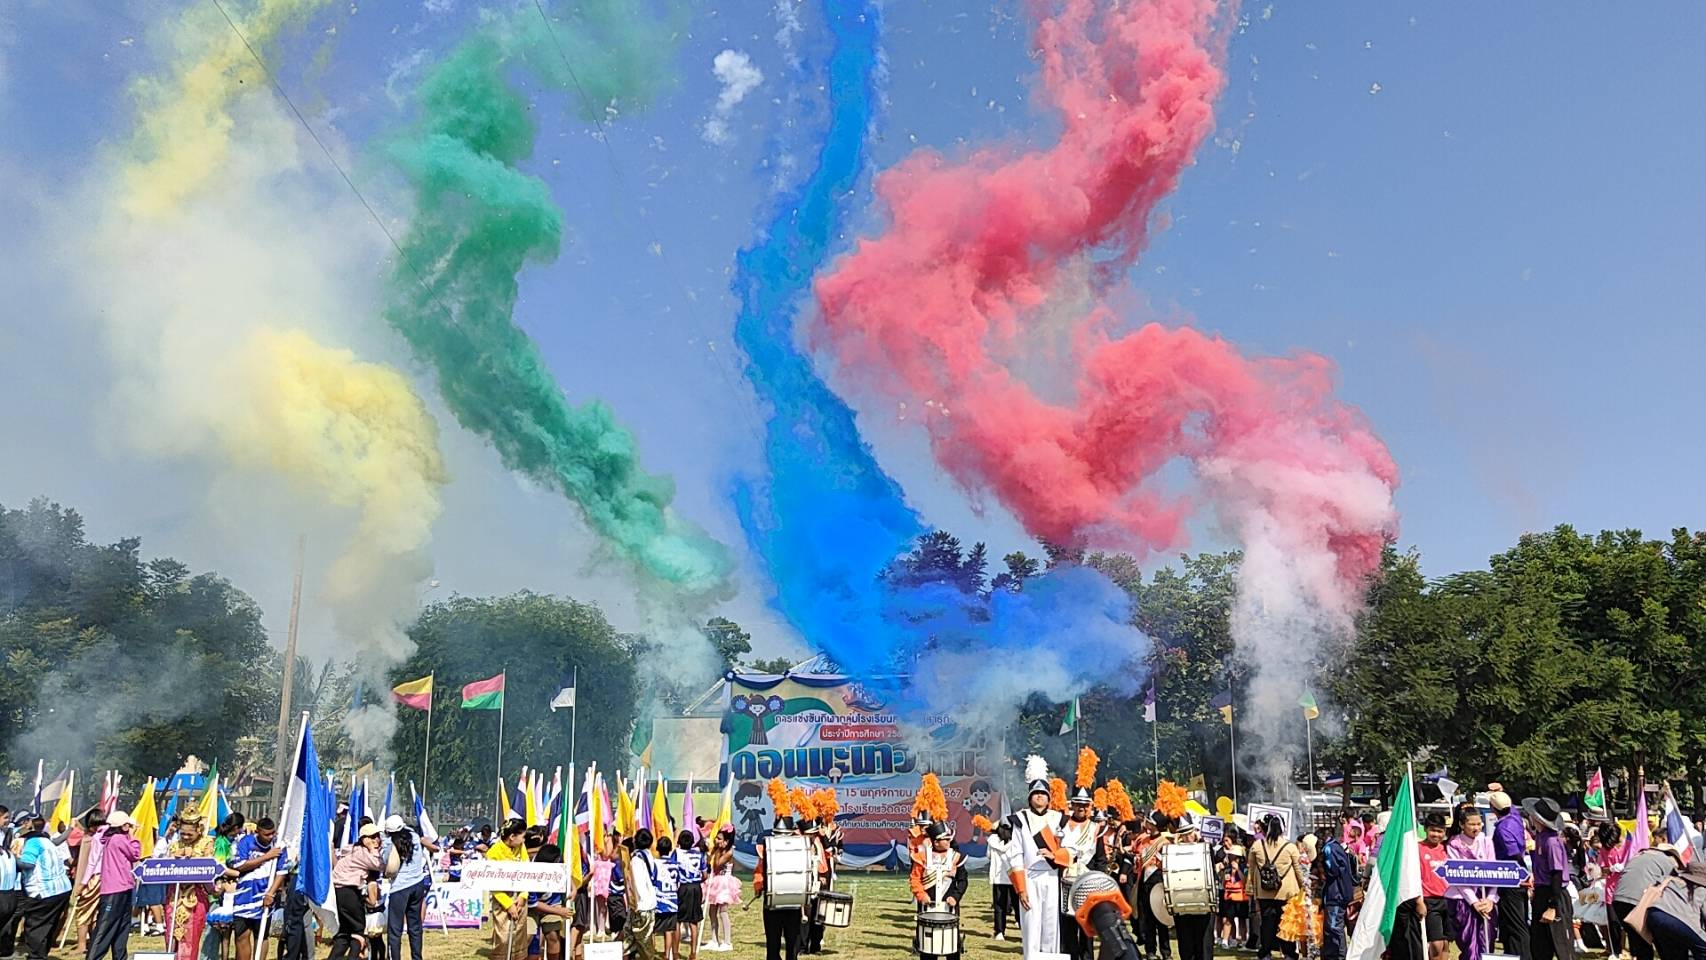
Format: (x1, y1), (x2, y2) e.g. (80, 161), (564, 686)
(650, 774), (671, 842)
(524, 772), (541, 827)
(131, 777), (160, 857)
(615, 776), (638, 836)
(194, 762), (220, 826)
(498, 777), (515, 822)
(589, 768), (604, 853)
(48, 770), (76, 833)
(709, 779), (733, 838)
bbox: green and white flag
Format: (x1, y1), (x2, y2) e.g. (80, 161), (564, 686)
(1347, 766), (1423, 960)
(1059, 697), (1079, 735)
(1584, 767), (1606, 816)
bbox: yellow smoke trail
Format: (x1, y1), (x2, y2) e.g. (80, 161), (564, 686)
(122, 0), (333, 219)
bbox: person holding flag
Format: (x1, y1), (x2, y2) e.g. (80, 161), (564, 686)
(1346, 767), (1424, 960)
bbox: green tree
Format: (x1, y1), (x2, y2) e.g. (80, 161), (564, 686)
(390, 593), (637, 803)
(705, 617), (752, 670)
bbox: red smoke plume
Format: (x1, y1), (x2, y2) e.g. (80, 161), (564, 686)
(815, 0), (1397, 599)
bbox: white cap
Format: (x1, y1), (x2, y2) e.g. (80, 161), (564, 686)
(383, 814), (407, 834)
(106, 811), (132, 829)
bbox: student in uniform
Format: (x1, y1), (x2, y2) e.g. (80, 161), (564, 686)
(909, 823), (969, 960)
(528, 844), (573, 960)
(625, 831), (660, 960)
(672, 832), (706, 960)
(654, 836), (681, 960)
(752, 817), (804, 960)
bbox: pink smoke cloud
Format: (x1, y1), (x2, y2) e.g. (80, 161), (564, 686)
(814, 0), (1398, 607)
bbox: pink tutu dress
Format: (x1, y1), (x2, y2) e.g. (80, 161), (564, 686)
(592, 856), (614, 897)
(704, 856), (742, 906)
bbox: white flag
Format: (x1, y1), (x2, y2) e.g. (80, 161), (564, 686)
(551, 686), (576, 711)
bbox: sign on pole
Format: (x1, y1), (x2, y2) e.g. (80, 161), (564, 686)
(1433, 859), (1531, 888)
(1199, 816), (1225, 841)
(135, 858), (223, 885)
(459, 860), (572, 895)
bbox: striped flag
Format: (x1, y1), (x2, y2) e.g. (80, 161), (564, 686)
(391, 675), (433, 711)
(460, 673), (505, 710)
(1346, 768), (1422, 960)
(1663, 789), (1702, 865)
(1584, 768), (1605, 817)
(1142, 685), (1156, 723)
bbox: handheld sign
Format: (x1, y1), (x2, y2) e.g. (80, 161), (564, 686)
(1199, 816), (1225, 841)
(1432, 859), (1530, 888)
(460, 860), (572, 895)
(135, 858), (223, 885)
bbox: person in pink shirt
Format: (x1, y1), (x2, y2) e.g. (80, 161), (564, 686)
(87, 812), (141, 960)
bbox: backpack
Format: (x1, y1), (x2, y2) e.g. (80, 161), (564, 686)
(1257, 840), (1292, 893)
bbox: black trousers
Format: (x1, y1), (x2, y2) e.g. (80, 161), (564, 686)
(1616, 900), (1655, 960)
(1499, 884), (1532, 960)
(21, 891), (71, 960)
(1530, 884), (1575, 960)
(1139, 875), (1172, 958)
(1259, 898), (1298, 959)
(992, 885), (1018, 936)
(1391, 899), (1424, 960)
(279, 885), (310, 960)
(88, 889), (136, 960)
(0, 888), (21, 957)
(763, 907), (801, 960)
(1174, 913), (1215, 960)
(385, 879), (428, 960)
(326, 886), (368, 960)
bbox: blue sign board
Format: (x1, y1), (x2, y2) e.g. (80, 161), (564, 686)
(1200, 816), (1225, 841)
(135, 858), (222, 885)
(1433, 859), (1529, 888)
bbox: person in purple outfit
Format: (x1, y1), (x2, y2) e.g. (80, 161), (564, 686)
(1446, 807), (1499, 960)
(1524, 797), (1575, 960)
(1490, 790), (1531, 960)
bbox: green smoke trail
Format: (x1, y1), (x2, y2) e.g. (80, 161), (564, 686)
(384, 3), (730, 596)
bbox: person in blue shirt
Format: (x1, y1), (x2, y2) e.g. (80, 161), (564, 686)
(672, 832), (708, 960)
(652, 836), (681, 959)
(228, 818), (286, 960)
(528, 843), (574, 960)
(16, 809), (73, 960)
(382, 815), (437, 960)
(0, 806), (21, 958)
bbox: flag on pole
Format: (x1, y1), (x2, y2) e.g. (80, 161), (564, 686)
(683, 776), (699, 843)
(131, 778), (160, 858)
(382, 774), (395, 820)
(1584, 768), (1606, 817)
(32, 759), (45, 811)
(1632, 789), (1651, 854)
(1142, 685), (1157, 723)
(636, 770), (653, 833)
(194, 761), (222, 827)
(1211, 689), (1234, 725)
(1058, 697), (1079, 736)
(460, 673), (505, 710)
(615, 776), (638, 836)
(1662, 789), (1702, 865)
(1346, 767), (1422, 960)
(650, 774), (672, 841)
(589, 770), (605, 853)
(550, 684), (576, 711)
(391, 675), (433, 711)
(47, 769), (75, 833)
(709, 778), (733, 838)
(561, 766), (582, 885)
(278, 715), (336, 927)
(410, 782), (439, 841)
(524, 771), (542, 827)
(1300, 691), (1320, 721)
(497, 777), (516, 822)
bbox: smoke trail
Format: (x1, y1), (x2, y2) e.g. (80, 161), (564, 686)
(730, 0), (1149, 727)
(382, 3), (730, 684)
(702, 50), (764, 146)
(813, 0), (1399, 763)
(65, 1), (447, 753)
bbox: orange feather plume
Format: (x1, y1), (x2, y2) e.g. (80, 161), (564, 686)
(1075, 747), (1100, 789)
(972, 814), (996, 833)
(914, 773), (949, 822)
(1049, 777), (1068, 812)
(813, 788), (839, 820)
(1106, 779), (1137, 823)
(1156, 780), (1187, 820)
(791, 787), (816, 821)
(767, 778), (792, 817)
(1093, 787), (1109, 811)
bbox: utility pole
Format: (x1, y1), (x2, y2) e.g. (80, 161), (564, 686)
(271, 535), (305, 817)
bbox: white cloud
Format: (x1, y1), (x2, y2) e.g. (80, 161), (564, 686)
(701, 49), (763, 146)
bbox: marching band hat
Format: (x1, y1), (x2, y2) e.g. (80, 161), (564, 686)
(1070, 786), (1093, 806)
(926, 821), (953, 841)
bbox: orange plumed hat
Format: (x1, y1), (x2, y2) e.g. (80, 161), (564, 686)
(767, 778), (792, 817)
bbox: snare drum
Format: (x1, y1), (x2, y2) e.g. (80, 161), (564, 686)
(1160, 841), (1217, 917)
(915, 910), (960, 957)
(815, 890), (854, 928)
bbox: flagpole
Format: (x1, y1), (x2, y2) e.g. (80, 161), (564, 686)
(1228, 701), (1239, 811)
(569, 665), (579, 779)
(496, 669), (507, 812)
(1408, 761), (1422, 960)
(422, 672), (434, 804)
(1152, 718), (1160, 793)
(1306, 715), (1315, 792)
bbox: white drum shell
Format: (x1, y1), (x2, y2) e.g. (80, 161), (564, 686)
(764, 835), (812, 909)
(816, 891), (854, 927)
(916, 910), (961, 956)
(1161, 842), (1216, 917)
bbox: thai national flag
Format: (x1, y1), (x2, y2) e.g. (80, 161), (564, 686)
(1663, 791), (1702, 865)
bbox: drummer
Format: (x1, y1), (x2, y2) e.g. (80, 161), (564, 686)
(1168, 813), (1217, 960)
(752, 816), (804, 960)
(1060, 785), (1099, 960)
(909, 822), (968, 960)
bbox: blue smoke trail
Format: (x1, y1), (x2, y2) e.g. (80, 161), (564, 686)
(731, 0), (1150, 714)
(731, 0), (922, 680)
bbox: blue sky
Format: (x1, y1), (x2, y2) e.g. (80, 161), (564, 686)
(1, 0), (1702, 661)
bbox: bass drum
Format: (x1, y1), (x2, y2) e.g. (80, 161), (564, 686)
(1160, 841), (1217, 917)
(764, 835), (812, 909)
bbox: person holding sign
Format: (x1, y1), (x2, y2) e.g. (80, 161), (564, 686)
(484, 819), (532, 960)
(1444, 808), (1499, 960)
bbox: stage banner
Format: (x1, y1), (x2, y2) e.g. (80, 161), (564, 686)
(722, 671), (1003, 865)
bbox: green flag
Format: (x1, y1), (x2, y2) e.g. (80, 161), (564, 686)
(1058, 697), (1079, 736)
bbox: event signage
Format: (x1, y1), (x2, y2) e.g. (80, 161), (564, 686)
(423, 882), (484, 928)
(135, 858), (222, 885)
(1199, 816), (1225, 841)
(1434, 859), (1530, 888)
(721, 672), (1002, 861)
(460, 860), (572, 894)
(1246, 802), (1295, 839)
